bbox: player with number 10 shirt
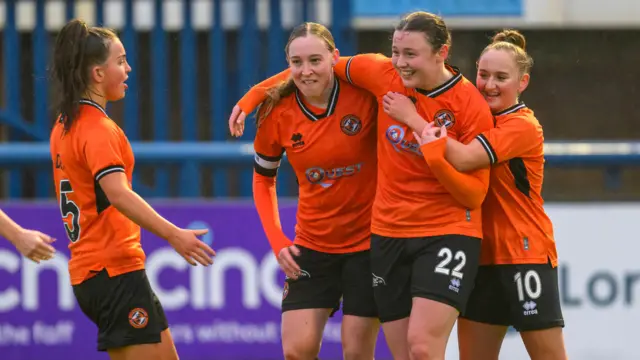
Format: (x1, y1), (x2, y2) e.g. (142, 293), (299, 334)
(406, 29), (567, 360)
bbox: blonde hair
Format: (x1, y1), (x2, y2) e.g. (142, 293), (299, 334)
(480, 29), (533, 75)
(255, 22), (336, 127)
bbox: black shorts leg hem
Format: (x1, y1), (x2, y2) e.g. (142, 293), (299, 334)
(281, 302), (339, 314)
(97, 335), (162, 352)
(379, 312), (410, 323)
(515, 320), (565, 332)
(459, 314), (511, 327)
(342, 309), (378, 318)
(412, 293), (465, 313)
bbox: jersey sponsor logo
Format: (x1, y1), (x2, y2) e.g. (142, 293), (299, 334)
(304, 163), (364, 188)
(340, 115), (362, 136)
(385, 125), (422, 156)
(128, 308), (149, 329)
(434, 109), (456, 129)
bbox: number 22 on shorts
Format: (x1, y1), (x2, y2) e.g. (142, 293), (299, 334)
(434, 247), (467, 279)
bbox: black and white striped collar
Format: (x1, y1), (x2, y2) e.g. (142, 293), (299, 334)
(294, 77), (340, 121)
(415, 65), (463, 98)
(79, 99), (108, 116)
(495, 102), (526, 116)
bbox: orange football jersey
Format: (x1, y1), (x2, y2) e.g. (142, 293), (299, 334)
(476, 103), (558, 266)
(50, 99), (143, 285)
(253, 78), (378, 253)
(336, 54), (493, 239)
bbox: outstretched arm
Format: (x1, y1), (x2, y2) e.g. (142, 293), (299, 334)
(230, 53), (395, 136)
(236, 70), (292, 115)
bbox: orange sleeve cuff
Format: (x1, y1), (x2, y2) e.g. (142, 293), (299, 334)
(252, 171), (292, 256)
(421, 138), (488, 209)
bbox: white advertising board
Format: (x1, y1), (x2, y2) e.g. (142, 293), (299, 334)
(444, 203), (640, 360)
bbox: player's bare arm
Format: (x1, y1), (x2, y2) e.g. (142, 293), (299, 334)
(98, 172), (216, 266)
(0, 209), (56, 263)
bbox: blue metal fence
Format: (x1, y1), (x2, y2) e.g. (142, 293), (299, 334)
(0, 141), (639, 195)
(0, 0), (637, 200)
(0, 0), (354, 199)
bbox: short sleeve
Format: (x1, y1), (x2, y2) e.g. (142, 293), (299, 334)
(476, 115), (542, 165)
(83, 120), (126, 182)
(253, 111), (285, 177)
(334, 54), (395, 96)
(457, 94), (494, 145)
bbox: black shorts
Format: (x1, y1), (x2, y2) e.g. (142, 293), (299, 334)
(370, 234), (481, 323)
(461, 262), (565, 332)
(72, 269), (169, 351)
(282, 246), (377, 318)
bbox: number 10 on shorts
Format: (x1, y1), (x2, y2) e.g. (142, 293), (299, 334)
(514, 270), (542, 301)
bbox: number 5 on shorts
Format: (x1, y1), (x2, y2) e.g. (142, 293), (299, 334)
(434, 247), (467, 279)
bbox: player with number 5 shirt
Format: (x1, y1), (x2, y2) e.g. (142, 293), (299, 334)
(49, 19), (215, 360)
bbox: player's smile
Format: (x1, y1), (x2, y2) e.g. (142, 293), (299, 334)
(300, 79), (318, 86)
(397, 68), (416, 80)
(482, 91), (501, 103)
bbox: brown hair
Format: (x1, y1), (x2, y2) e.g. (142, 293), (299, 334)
(480, 29), (533, 75)
(255, 22), (336, 127)
(51, 19), (118, 131)
(395, 11), (451, 53)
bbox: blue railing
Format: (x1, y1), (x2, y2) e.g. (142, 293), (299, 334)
(0, 1), (634, 200)
(0, 0), (354, 199)
(0, 141), (639, 198)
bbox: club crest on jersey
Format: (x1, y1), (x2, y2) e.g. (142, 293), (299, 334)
(340, 115), (362, 136)
(305, 163), (364, 188)
(434, 109), (455, 129)
(385, 125), (422, 156)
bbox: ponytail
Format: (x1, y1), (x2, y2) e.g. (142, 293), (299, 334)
(255, 78), (297, 128)
(51, 19), (116, 132)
